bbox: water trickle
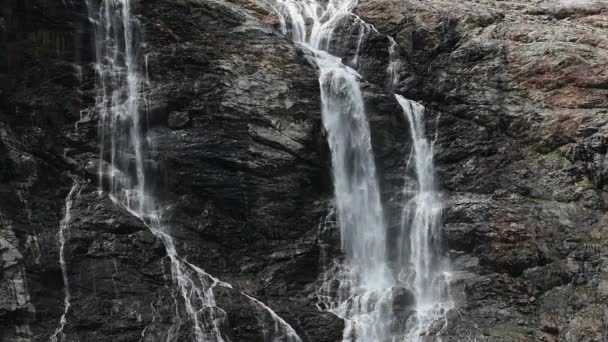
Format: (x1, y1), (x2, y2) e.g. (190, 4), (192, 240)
(50, 181), (83, 342)
(274, 0), (453, 340)
(243, 293), (302, 342)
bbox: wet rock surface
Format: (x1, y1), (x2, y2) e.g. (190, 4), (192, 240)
(1, 0), (607, 341)
(355, 0), (608, 340)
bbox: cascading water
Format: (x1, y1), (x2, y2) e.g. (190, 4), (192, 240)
(87, 1), (229, 340)
(50, 181), (83, 342)
(386, 38), (401, 91)
(84, 1), (302, 341)
(350, 18), (369, 69)
(274, 0), (394, 341)
(395, 95), (453, 340)
(274, 0), (453, 340)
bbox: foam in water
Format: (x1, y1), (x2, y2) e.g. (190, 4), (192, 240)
(50, 181), (83, 342)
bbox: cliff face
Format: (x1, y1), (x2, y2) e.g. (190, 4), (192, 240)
(1, 0), (607, 341)
(353, 0), (608, 340)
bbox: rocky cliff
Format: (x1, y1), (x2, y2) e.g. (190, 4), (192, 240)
(354, 1), (608, 340)
(1, 0), (607, 341)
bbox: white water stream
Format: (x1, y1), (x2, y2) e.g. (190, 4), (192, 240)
(274, 0), (453, 340)
(87, 0), (230, 340)
(244, 293), (303, 342)
(274, 0), (394, 340)
(50, 181), (83, 342)
(84, 1), (301, 341)
(53, 0), (452, 340)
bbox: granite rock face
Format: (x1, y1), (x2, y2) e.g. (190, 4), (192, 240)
(1, 0), (607, 341)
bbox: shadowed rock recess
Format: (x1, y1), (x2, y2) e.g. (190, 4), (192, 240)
(1, 0), (607, 341)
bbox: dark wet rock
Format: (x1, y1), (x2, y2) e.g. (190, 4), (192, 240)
(1, 0), (342, 340)
(2, 0), (608, 341)
(391, 286), (415, 315)
(167, 111), (191, 129)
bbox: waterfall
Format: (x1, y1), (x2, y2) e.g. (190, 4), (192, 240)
(50, 181), (83, 342)
(274, 0), (453, 341)
(275, 0), (393, 341)
(395, 95), (453, 340)
(87, 1), (229, 340)
(76, 0), (454, 341)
